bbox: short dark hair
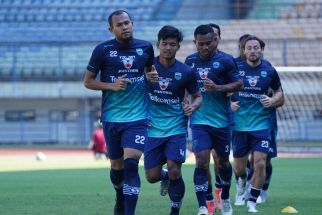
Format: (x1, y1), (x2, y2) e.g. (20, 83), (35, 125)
(158, 25), (183, 43)
(239, 34), (251, 43)
(108, 10), (132, 27)
(241, 35), (264, 50)
(208, 23), (221, 37)
(194, 24), (214, 38)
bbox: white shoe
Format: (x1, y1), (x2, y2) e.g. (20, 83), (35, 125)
(197, 206), (208, 215)
(221, 199), (233, 215)
(256, 190), (268, 204)
(247, 201), (258, 213)
(234, 177), (246, 206)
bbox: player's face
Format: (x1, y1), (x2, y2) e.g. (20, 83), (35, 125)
(194, 33), (216, 59)
(109, 12), (133, 43)
(157, 38), (180, 60)
(244, 39), (262, 63)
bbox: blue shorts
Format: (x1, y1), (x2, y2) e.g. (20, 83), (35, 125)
(232, 129), (271, 158)
(102, 119), (148, 160)
(144, 134), (187, 170)
(191, 125), (231, 158)
(268, 129), (277, 158)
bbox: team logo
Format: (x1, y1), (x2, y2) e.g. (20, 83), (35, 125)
(197, 68), (209, 79)
(175, 72), (182, 80)
(213, 62), (220, 68)
(261, 71), (267, 77)
(136, 48), (143, 56)
(239, 71), (245, 76)
(190, 63), (195, 68)
(247, 76), (258, 87)
(121, 56), (134, 69)
(159, 78), (170, 90)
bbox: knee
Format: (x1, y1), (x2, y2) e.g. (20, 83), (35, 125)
(168, 167), (181, 180)
(195, 154), (209, 169)
(218, 157), (230, 170)
(234, 161), (246, 176)
(253, 158), (266, 172)
(145, 173), (159, 184)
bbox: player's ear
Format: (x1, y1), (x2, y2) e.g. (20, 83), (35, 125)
(156, 41), (160, 49)
(108, 25), (113, 33)
(193, 39), (196, 45)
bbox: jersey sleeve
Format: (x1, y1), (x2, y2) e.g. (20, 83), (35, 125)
(145, 44), (155, 67)
(87, 45), (104, 74)
(226, 57), (241, 82)
(186, 69), (199, 95)
(270, 69), (282, 90)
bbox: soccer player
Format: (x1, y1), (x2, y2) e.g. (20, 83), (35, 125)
(231, 35), (284, 213)
(185, 24), (243, 215)
(144, 25), (202, 215)
(84, 10), (157, 215)
(234, 35), (283, 206)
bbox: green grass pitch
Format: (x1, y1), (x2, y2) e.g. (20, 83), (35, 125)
(0, 158), (321, 214)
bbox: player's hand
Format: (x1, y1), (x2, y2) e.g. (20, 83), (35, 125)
(204, 78), (219, 92)
(146, 65), (159, 82)
(260, 95), (272, 108)
(112, 74), (131, 91)
(182, 100), (193, 116)
(231, 101), (240, 112)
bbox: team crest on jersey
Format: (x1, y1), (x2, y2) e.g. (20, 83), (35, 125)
(261, 71), (267, 77)
(247, 76), (259, 87)
(213, 62), (220, 68)
(159, 78), (171, 90)
(120, 56), (135, 69)
(136, 48), (143, 56)
(190, 63), (195, 68)
(239, 71), (245, 76)
(197, 68), (210, 79)
(175, 72), (182, 80)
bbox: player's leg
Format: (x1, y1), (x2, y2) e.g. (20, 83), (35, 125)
(206, 169), (215, 215)
(257, 128), (277, 203)
(213, 127), (233, 215)
(247, 130), (270, 213)
(122, 119), (148, 215)
(232, 131), (250, 206)
(191, 125), (212, 214)
(211, 149), (222, 211)
(165, 134), (187, 215)
(144, 137), (169, 196)
(102, 122), (125, 215)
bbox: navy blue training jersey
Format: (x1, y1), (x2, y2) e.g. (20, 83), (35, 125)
(232, 60), (282, 131)
(185, 50), (240, 128)
(87, 38), (154, 122)
(147, 57), (199, 137)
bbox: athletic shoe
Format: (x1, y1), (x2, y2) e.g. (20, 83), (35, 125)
(215, 188), (222, 210)
(234, 177), (246, 206)
(197, 206), (208, 215)
(221, 199), (233, 215)
(247, 201), (258, 213)
(160, 179), (169, 196)
(114, 197), (124, 215)
(206, 200), (215, 215)
(256, 190), (268, 204)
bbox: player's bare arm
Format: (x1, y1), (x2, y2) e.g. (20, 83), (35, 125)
(260, 87), (284, 108)
(145, 65), (159, 82)
(84, 70), (131, 91)
(204, 78), (243, 92)
(181, 92), (202, 116)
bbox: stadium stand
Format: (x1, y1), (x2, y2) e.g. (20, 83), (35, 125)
(0, 0), (321, 144)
